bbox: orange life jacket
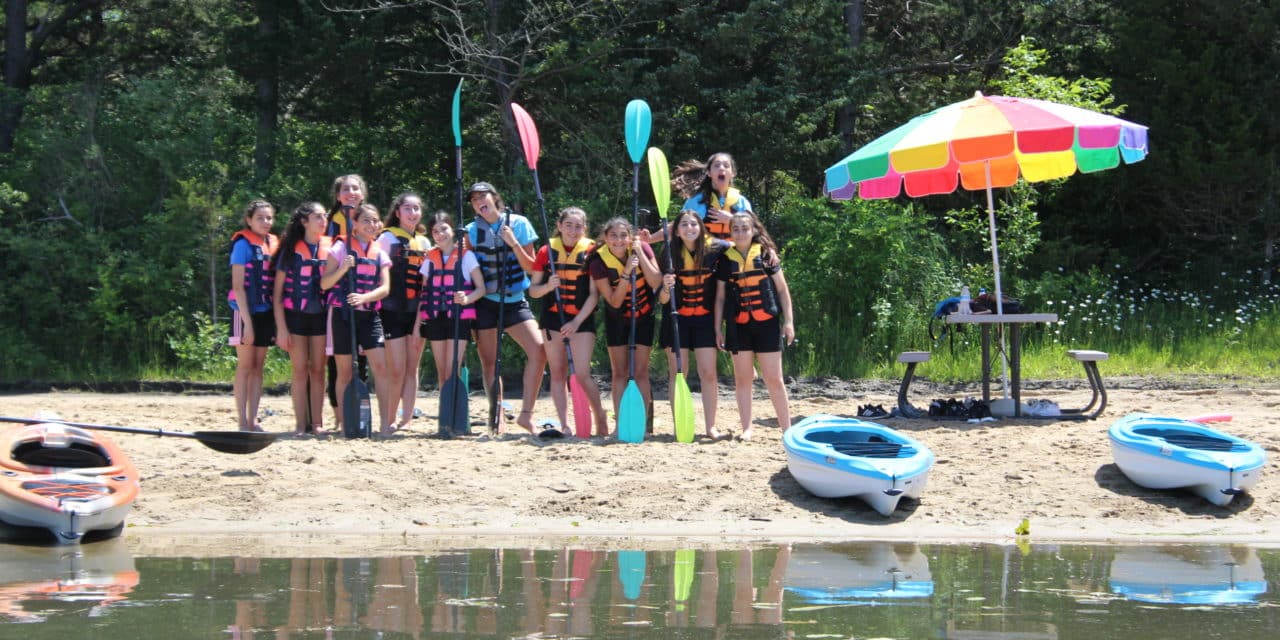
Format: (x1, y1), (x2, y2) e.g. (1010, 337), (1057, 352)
(383, 227), (429, 312)
(724, 243), (779, 323)
(546, 237), (594, 317)
(672, 238), (725, 317)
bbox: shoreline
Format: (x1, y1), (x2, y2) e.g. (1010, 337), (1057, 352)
(3, 383), (1277, 556)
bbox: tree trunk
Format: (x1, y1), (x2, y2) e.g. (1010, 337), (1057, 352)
(253, 0), (279, 184)
(1, 0), (31, 153)
(835, 0), (864, 155)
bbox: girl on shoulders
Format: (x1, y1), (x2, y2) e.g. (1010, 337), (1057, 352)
(529, 207), (608, 435)
(320, 203), (395, 435)
(463, 182), (546, 433)
(586, 217), (661, 433)
(228, 199), (278, 432)
(417, 211), (485, 399)
(714, 212), (795, 440)
(377, 192), (432, 432)
(271, 202), (330, 435)
(658, 210), (730, 440)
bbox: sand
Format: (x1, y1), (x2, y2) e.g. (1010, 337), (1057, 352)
(2, 376), (1277, 555)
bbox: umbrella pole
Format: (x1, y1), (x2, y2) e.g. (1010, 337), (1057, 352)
(984, 163), (1010, 397)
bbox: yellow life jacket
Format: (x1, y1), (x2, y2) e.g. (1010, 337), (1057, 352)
(597, 247), (653, 318)
(703, 188), (742, 239)
(673, 237), (721, 317)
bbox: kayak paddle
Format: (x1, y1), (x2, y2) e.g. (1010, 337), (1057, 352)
(647, 146), (695, 443)
(618, 99), (651, 443)
(439, 78), (466, 438)
(340, 204), (373, 440)
(0, 416), (277, 455)
(673, 548), (694, 609)
(488, 210), (512, 435)
(512, 102), (591, 438)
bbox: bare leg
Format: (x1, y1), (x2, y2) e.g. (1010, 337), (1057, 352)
(364, 347), (394, 434)
(693, 347), (719, 437)
(543, 331), (570, 427)
(569, 332), (609, 433)
(400, 333), (428, 427)
(333, 353), (353, 432)
(505, 319), (546, 432)
(287, 337), (311, 433)
(305, 335), (327, 432)
(756, 351), (790, 431)
(607, 345), (629, 420)
(382, 336), (408, 425)
(731, 350), (756, 437)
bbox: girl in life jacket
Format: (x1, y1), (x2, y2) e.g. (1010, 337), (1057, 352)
(319, 203), (396, 435)
(642, 153), (754, 246)
(463, 181), (546, 433)
(376, 192), (432, 432)
(528, 207), (609, 435)
(416, 211), (485, 401)
(324, 174), (371, 434)
(271, 201), (331, 435)
(714, 212), (795, 440)
(586, 217), (661, 433)
(228, 199), (278, 432)
(658, 210), (730, 440)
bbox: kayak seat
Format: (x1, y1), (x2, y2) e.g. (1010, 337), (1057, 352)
(1133, 428), (1248, 452)
(12, 442), (111, 469)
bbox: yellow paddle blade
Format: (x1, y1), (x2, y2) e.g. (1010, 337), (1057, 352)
(673, 373), (695, 443)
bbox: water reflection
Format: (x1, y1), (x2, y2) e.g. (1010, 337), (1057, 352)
(787, 542), (933, 604)
(1110, 545), (1267, 605)
(0, 537), (137, 623)
(1, 541), (1277, 637)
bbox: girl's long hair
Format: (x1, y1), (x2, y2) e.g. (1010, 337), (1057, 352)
(670, 209), (710, 272)
(271, 202), (323, 272)
(670, 152), (736, 206)
(729, 211), (777, 256)
(384, 191), (426, 234)
(328, 174), (368, 219)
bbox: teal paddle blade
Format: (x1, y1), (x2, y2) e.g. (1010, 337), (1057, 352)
(618, 380), (646, 443)
(451, 79), (463, 146)
(673, 373), (695, 443)
(617, 550), (646, 600)
(624, 100), (651, 164)
(455, 365), (470, 435)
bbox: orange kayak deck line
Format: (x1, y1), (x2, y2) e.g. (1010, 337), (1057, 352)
(0, 421), (140, 544)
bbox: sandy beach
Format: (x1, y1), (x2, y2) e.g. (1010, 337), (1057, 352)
(2, 376), (1277, 555)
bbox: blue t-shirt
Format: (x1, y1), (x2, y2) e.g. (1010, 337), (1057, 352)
(228, 237), (272, 313)
(466, 213), (538, 303)
(680, 191), (754, 219)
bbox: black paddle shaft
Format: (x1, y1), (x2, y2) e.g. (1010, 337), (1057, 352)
(663, 221), (686, 374)
(341, 204), (370, 440)
(489, 210), (512, 433)
(627, 166), (640, 379)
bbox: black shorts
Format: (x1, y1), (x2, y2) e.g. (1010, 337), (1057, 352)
(539, 310), (598, 334)
(474, 297), (535, 330)
(229, 310), (275, 347)
(420, 317), (475, 342)
(379, 309), (418, 340)
(284, 310), (327, 337)
(330, 309), (385, 355)
(726, 316), (782, 354)
(659, 313), (717, 350)
(603, 313), (655, 348)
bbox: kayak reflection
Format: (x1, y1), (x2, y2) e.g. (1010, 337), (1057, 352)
(785, 542), (933, 604)
(0, 536), (138, 623)
(1110, 545), (1267, 605)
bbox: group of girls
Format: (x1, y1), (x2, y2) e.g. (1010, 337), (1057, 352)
(226, 153), (794, 440)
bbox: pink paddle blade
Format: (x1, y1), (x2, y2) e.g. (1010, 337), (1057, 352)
(510, 102), (540, 170)
(570, 375), (592, 438)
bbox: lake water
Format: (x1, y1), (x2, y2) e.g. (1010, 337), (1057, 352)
(2, 539), (1277, 638)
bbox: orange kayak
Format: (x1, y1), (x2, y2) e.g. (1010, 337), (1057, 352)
(0, 419), (140, 544)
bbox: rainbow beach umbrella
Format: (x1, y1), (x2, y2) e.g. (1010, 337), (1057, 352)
(824, 91), (1148, 314)
(824, 91), (1148, 401)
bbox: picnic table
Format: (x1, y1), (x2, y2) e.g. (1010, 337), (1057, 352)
(945, 313), (1059, 417)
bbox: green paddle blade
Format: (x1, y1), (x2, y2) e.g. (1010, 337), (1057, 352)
(646, 147), (671, 219)
(618, 380), (646, 443)
(673, 373), (695, 443)
(673, 549), (694, 603)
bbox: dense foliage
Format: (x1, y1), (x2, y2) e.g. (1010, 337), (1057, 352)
(1, 0), (1276, 381)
